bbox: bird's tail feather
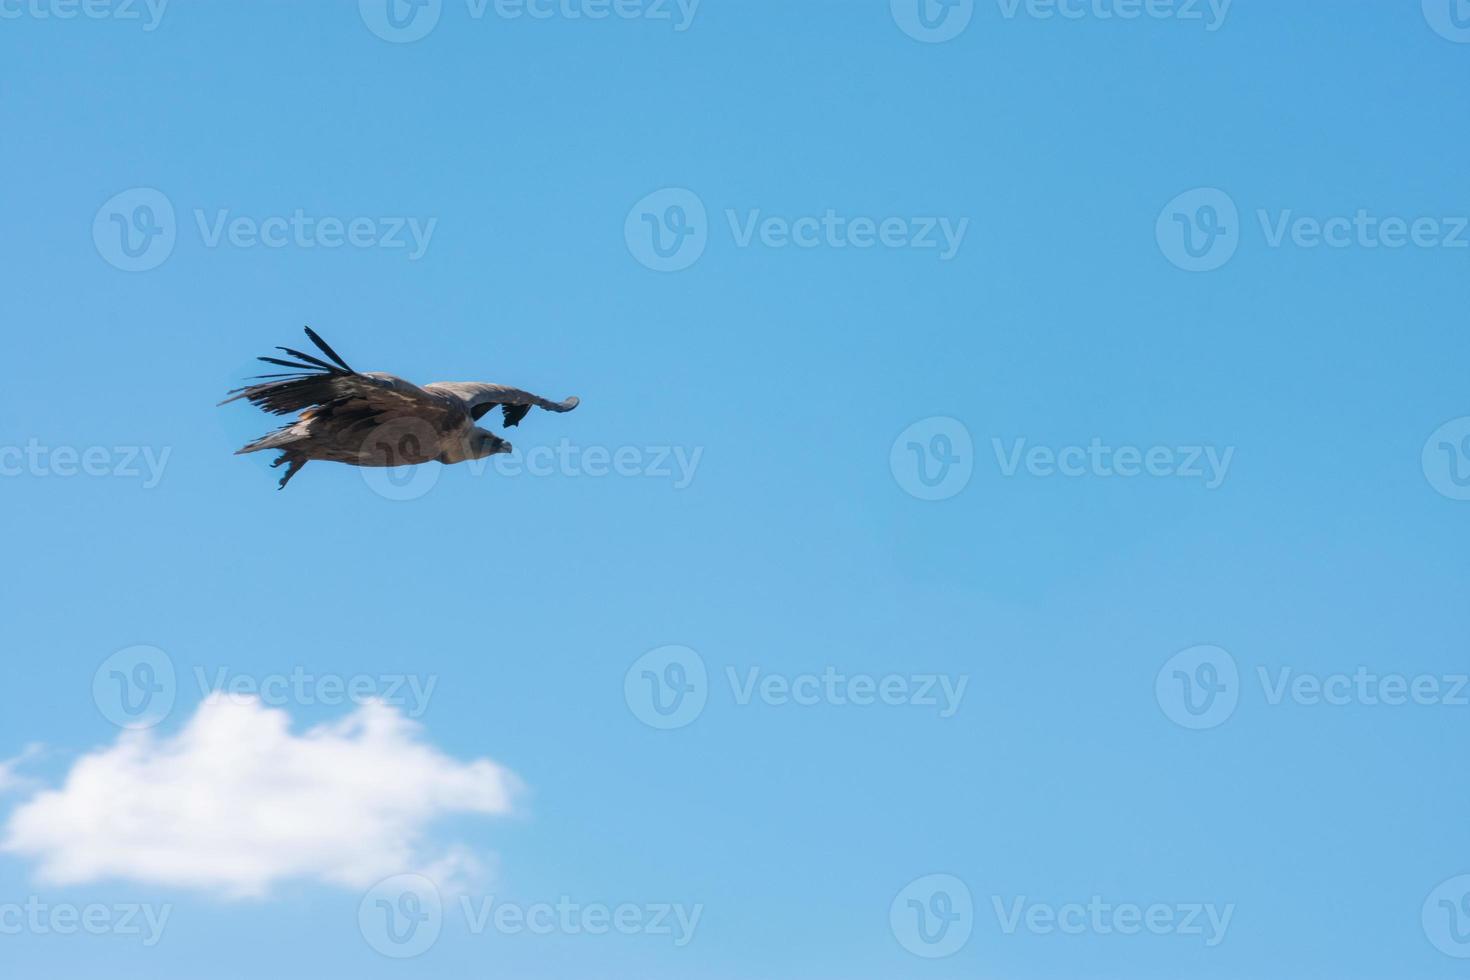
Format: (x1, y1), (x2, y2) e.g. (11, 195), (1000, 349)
(236, 426), (302, 455)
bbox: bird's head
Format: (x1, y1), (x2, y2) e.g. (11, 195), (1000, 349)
(471, 429), (513, 459)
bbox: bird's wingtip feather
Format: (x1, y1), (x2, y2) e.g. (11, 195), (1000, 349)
(302, 326), (354, 373)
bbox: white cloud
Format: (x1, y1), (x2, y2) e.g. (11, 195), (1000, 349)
(0, 745), (44, 795)
(1, 696), (519, 899)
(0, 761), (21, 796)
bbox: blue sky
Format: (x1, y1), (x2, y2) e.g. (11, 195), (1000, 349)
(2, 0), (1469, 976)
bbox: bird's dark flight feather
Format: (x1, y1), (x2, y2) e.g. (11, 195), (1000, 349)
(304, 326), (354, 372)
(275, 346), (341, 373)
(257, 356), (324, 372)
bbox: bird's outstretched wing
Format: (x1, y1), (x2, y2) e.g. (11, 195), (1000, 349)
(220, 327), (463, 425)
(426, 382), (580, 429)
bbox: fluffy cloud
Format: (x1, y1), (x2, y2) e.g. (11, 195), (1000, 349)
(1, 696), (519, 898)
(0, 746), (43, 795)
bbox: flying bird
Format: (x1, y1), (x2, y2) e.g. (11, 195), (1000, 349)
(221, 328), (580, 489)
